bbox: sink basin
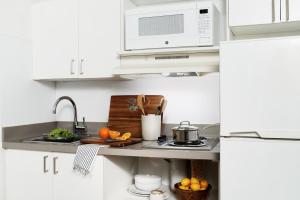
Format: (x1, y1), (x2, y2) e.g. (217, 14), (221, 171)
(23, 136), (80, 144)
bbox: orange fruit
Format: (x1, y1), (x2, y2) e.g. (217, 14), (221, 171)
(98, 127), (110, 139)
(109, 131), (121, 139)
(199, 179), (208, 190)
(121, 132), (131, 140)
(179, 185), (189, 191)
(180, 178), (191, 187)
(191, 183), (201, 191)
(191, 177), (199, 185)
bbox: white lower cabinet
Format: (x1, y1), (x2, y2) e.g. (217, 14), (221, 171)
(5, 150), (103, 200)
(52, 153), (103, 200)
(6, 150), (52, 200)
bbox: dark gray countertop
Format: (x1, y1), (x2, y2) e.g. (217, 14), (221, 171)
(3, 140), (220, 161)
(2, 122), (220, 161)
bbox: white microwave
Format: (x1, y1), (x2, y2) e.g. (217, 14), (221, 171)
(125, 1), (220, 50)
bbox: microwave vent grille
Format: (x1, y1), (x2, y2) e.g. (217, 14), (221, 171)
(139, 14), (184, 36)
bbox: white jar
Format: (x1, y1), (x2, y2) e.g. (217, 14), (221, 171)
(141, 114), (161, 141)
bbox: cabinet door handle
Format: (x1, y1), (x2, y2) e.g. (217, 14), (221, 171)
(286, 0), (290, 21)
(79, 59), (84, 75)
(272, 0), (275, 22)
(43, 155), (49, 173)
(53, 157), (58, 175)
(70, 59), (75, 75)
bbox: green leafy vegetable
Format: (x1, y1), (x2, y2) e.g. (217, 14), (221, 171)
(48, 128), (73, 139)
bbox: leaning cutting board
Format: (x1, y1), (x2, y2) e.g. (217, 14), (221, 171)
(108, 95), (164, 138)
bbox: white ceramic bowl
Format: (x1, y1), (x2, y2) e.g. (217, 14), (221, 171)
(134, 174), (162, 192)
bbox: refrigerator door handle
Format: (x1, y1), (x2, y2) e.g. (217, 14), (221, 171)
(229, 130), (300, 140)
(229, 131), (262, 138)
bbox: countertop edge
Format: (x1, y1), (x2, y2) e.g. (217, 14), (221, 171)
(3, 142), (220, 161)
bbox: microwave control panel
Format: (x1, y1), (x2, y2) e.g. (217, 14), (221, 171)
(198, 9), (211, 38)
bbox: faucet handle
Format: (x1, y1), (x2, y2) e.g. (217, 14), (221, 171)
(82, 117), (87, 127)
(75, 117), (87, 130)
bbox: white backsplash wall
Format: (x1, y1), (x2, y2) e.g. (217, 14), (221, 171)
(0, 0), (56, 127)
(55, 73), (220, 124)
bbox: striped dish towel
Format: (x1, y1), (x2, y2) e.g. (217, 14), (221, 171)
(73, 144), (102, 175)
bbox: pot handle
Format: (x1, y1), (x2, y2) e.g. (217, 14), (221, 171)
(179, 121), (191, 128)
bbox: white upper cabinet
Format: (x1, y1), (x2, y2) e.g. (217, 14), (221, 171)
(32, 0), (78, 80)
(32, 0), (121, 80)
(228, 0), (300, 35)
(78, 0), (121, 79)
(229, 0), (277, 26)
(288, 0), (300, 21)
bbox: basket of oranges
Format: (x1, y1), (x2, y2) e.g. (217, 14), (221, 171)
(175, 177), (211, 200)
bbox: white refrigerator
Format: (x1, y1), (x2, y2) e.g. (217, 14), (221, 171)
(220, 36), (300, 200)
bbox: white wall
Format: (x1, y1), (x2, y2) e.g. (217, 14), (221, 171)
(0, 0), (56, 127)
(55, 74), (220, 124)
(0, 36), (56, 127)
(0, 1), (56, 199)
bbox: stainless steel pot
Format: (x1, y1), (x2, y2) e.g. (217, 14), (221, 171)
(172, 121), (200, 144)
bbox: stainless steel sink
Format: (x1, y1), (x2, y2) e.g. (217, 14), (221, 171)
(23, 136), (81, 145)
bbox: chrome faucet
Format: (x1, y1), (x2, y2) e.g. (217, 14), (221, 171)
(52, 96), (87, 134)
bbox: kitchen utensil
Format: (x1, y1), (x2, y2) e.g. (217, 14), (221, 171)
(150, 190), (165, 200)
(141, 114), (162, 141)
(134, 174), (162, 192)
(160, 99), (168, 114)
(172, 121), (200, 144)
(156, 98), (165, 115)
(108, 95), (164, 138)
(80, 137), (142, 147)
(137, 95), (146, 115)
(174, 183), (211, 200)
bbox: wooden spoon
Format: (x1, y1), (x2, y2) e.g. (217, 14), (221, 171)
(137, 95), (145, 115)
(160, 99), (168, 114)
(156, 97), (165, 115)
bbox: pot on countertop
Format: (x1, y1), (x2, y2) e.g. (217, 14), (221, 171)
(172, 121), (200, 144)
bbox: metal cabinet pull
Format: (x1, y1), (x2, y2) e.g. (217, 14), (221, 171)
(272, 0), (275, 22)
(286, 0), (290, 21)
(43, 155), (49, 173)
(79, 59), (84, 75)
(70, 59), (75, 75)
(53, 157), (58, 175)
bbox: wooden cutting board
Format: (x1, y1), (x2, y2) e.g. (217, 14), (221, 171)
(80, 137), (142, 147)
(108, 95), (164, 138)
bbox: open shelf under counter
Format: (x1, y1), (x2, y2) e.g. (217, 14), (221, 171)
(119, 46), (220, 57)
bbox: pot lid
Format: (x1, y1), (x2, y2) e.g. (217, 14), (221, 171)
(172, 121), (199, 131)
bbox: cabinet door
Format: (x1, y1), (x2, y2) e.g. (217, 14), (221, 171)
(229, 0), (278, 26)
(221, 137), (300, 200)
(52, 153), (103, 200)
(288, 0), (300, 21)
(5, 150), (52, 200)
(32, 0), (78, 80)
(78, 0), (121, 78)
